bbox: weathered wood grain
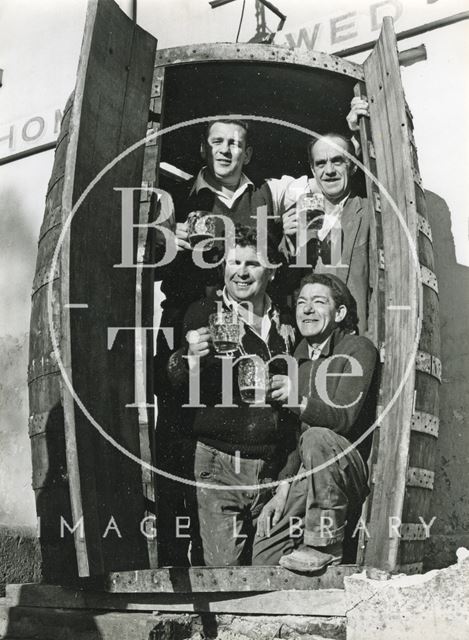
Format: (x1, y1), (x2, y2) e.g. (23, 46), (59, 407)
(360, 17), (440, 573)
(153, 43), (364, 80)
(6, 583), (347, 616)
(104, 565), (359, 594)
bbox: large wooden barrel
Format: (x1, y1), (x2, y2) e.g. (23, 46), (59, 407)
(28, 0), (440, 581)
(28, 0), (157, 582)
(355, 18), (441, 573)
(28, 95), (78, 584)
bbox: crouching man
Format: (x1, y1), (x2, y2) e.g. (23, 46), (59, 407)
(167, 224), (298, 566)
(252, 273), (378, 572)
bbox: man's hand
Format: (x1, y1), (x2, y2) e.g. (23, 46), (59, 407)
(269, 374), (293, 403)
(282, 209), (298, 237)
(256, 483), (290, 538)
(346, 97), (369, 132)
(187, 328), (212, 359)
(186, 328), (212, 371)
(176, 221), (191, 252)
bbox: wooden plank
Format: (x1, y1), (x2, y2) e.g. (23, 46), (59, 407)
(402, 99), (441, 565)
(5, 584), (347, 616)
(353, 77), (384, 566)
(359, 19), (440, 577)
(135, 155), (158, 569)
(154, 42), (364, 80)
(30, 432), (67, 491)
(413, 371), (439, 417)
(398, 540), (427, 565)
(104, 565), (359, 594)
(407, 434), (437, 478)
(0, 605), (345, 640)
(28, 102), (75, 584)
(417, 232), (435, 274)
(58, 0), (157, 577)
(362, 18), (419, 572)
(419, 288), (440, 358)
(401, 487), (433, 522)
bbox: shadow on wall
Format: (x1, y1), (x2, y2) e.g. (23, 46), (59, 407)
(424, 190), (469, 570)
(0, 188), (38, 529)
(0, 188), (37, 335)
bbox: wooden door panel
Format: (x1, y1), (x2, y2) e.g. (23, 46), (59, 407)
(60, 0), (157, 576)
(359, 17), (440, 573)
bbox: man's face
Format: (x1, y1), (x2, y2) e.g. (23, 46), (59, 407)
(296, 282), (346, 342)
(310, 136), (355, 203)
(202, 122), (252, 187)
(224, 244), (272, 304)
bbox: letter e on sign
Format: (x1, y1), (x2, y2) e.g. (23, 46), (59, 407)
(330, 12), (358, 46)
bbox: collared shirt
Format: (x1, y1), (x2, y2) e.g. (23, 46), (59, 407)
(267, 174), (350, 244)
(317, 195), (349, 242)
(267, 174), (314, 220)
(152, 169), (254, 248)
(307, 336), (331, 361)
(190, 168), (253, 209)
(222, 287), (272, 342)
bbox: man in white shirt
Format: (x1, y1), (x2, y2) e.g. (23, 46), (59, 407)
(267, 122), (372, 336)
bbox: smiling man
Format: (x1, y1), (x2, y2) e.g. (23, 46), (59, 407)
(157, 120), (282, 344)
(252, 273), (378, 572)
(166, 225), (297, 566)
(155, 108), (369, 564)
(268, 108), (373, 336)
(153, 120), (286, 564)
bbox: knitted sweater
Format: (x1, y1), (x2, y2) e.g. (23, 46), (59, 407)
(167, 291), (298, 475)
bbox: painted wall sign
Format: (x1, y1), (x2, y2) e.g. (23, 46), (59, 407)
(274, 0), (465, 52)
(0, 107), (62, 162)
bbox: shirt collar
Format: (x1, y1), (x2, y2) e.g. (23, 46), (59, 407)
(317, 194), (350, 242)
(190, 168), (253, 207)
(222, 287), (272, 316)
(222, 287), (273, 341)
(295, 328), (345, 361)
(308, 336), (330, 360)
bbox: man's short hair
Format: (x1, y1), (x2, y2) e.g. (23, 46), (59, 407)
(297, 273), (359, 334)
(203, 119), (251, 147)
(308, 133), (356, 165)
(229, 223), (281, 266)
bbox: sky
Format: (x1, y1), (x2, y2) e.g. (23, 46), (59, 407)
(1, 0), (468, 270)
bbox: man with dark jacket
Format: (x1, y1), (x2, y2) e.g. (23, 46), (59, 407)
(167, 225), (298, 566)
(252, 273), (378, 572)
(153, 119), (285, 564)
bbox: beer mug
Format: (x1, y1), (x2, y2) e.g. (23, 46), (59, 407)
(296, 192), (325, 268)
(238, 356), (268, 405)
(296, 192), (325, 235)
(208, 311), (240, 354)
(187, 211), (216, 250)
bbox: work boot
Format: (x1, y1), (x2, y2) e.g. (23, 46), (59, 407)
(279, 542), (343, 573)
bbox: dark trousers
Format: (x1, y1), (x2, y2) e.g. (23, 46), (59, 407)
(154, 305), (192, 565)
(252, 427), (369, 565)
(191, 442), (277, 566)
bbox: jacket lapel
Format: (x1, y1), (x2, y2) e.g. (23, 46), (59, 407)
(341, 196), (363, 272)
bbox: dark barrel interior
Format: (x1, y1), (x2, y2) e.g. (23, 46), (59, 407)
(158, 61), (363, 189)
(156, 59), (365, 564)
